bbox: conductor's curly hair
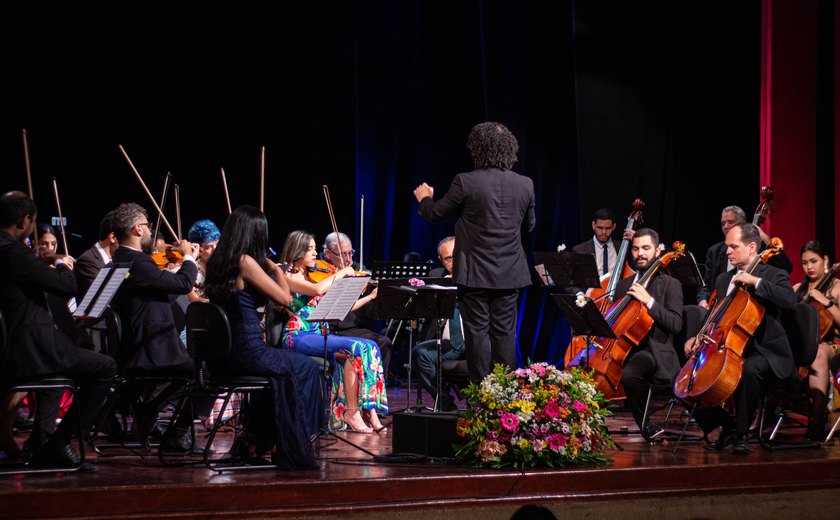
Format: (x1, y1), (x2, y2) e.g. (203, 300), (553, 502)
(466, 122), (519, 170)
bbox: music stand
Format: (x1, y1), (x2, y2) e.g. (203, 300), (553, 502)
(551, 294), (616, 370)
(73, 264), (131, 320)
(372, 261), (432, 280)
(664, 251), (704, 288)
(395, 283), (457, 413)
(375, 277), (453, 413)
(306, 276), (377, 457)
(533, 251), (601, 291)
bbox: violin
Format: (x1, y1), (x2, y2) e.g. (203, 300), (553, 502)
(674, 238), (784, 409)
(151, 244), (184, 270)
(564, 198), (645, 372)
(567, 242), (686, 399)
(307, 258), (336, 282)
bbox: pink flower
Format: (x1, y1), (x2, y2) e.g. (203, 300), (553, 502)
(529, 364), (546, 377)
(500, 413), (519, 432)
(408, 278), (425, 287)
(573, 400), (588, 413)
(548, 433), (567, 450)
(544, 401), (560, 418)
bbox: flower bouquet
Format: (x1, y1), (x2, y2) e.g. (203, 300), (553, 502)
(455, 363), (614, 468)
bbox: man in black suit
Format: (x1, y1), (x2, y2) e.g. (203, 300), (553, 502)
(74, 210), (118, 301)
(572, 208), (622, 277)
(686, 223), (797, 454)
(0, 191), (116, 466)
(613, 228), (683, 440)
(414, 122), (535, 383)
(697, 205), (792, 307)
(109, 203), (202, 450)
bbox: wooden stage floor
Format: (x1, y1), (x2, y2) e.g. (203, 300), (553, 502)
(1, 384), (839, 520)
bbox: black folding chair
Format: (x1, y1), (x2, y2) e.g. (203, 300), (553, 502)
(0, 309), (84, 475)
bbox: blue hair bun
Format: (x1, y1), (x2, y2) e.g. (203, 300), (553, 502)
(187, 219), (221, 243)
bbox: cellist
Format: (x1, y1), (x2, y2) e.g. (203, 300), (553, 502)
(686, 223), (797, 454)
(614, 228), (683, 440)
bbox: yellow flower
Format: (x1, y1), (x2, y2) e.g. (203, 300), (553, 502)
(518, 438), (530, 449)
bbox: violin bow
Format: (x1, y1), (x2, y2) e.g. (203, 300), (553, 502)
(220, 167), (232, 215)
(359, 194), (365, 272)
(51, 178), (70, 256)
(118, 145), (179, 242)
(153, 172), (172, 243)
(174, 183), (183, 241)
(21, 129), (39, 251)
(322, 185), (348, 269)
(259, 146), (265, 213)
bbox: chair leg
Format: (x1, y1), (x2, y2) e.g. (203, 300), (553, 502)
(826, 414), (840, 444)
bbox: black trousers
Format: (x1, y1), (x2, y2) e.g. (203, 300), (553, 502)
(457, 287), (519, 383)
(33, 348), (117, 445)
(692, 352), (778, 435)
(619, 349), (659, 425)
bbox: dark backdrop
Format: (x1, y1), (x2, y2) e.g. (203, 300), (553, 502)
(1, 1), (773, 366)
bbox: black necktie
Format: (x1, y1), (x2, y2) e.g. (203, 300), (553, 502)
(602, 243), (609, 276)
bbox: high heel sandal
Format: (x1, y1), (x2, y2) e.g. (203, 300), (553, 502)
(342, 408), (372, 433)
(362, 410), (387, 433)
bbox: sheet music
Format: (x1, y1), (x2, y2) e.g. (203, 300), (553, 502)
(73, 266), (131, 319)
(307, 276), (370, 323)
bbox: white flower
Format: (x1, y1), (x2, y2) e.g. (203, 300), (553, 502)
(575, 292), (587, 308)
(557, 243), (567, 252)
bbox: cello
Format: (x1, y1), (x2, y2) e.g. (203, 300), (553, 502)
(568, 243), (686, 399)
(673, 238), (784, 409)
(799, 262), (840, 341)
(564, 199), (644, 368)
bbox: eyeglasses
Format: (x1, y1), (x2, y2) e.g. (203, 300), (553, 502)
(441, 256), (454, 262)
(136, 222), (152, 228)
(328, 248), (355, 258)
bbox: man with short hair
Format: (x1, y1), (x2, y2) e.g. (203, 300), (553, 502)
(0, 191), (116, 466)
(572, 208), (621, 277)
(685, 223), (797, 454)
(412, 236), (463, 411)
(74, 210), (118, 301)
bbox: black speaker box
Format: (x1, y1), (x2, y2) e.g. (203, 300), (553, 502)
(391, 411), (460, 458)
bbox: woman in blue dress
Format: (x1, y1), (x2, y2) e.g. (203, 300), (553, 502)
(280, 231), (388, 433)
(203, 206), (322, 469)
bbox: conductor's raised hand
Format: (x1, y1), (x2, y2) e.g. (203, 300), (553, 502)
(413, 182), (434, 203)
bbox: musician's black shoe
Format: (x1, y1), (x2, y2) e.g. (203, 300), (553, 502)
(731, 433), (749, 454)
(704, 428), (737, 451)
(160, 428), (205, 455)
(642, 422), (665, 441)
(32, 440), (80, 467)
(131, 404), (157, 448)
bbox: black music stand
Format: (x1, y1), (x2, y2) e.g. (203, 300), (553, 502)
(73, 263), (132, 320)
(551, 294), (615, 370)
(372, 261), (432, 280)
(533, 251), (601, 291)
(306, 275), (377, 457)
(375, 278), (454, 413)
(396, 283), (457, 413)
(664, 251), (704, 287)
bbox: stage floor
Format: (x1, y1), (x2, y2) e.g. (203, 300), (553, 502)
(2, 384), (839, 519)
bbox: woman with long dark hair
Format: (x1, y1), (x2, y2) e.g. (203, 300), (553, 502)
(203, 206), (322, 469)
(279, 230), (387, 433)
(792, 240), (840, 439)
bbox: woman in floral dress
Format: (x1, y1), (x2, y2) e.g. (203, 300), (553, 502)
(280, 230), (387, 432)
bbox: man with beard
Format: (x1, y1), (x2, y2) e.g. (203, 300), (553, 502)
(614, 228), (683, 440)
(109, 203), (202, 451)
(572, 208), (621, 277)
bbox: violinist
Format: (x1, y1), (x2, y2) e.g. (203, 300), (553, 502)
(37, 224), (58, 258)
(74, 210), (118, 301)
(185, 219), (220, 301)
(615, 229), (683, 440)
(687, 223), (797, 454)
(792, 240), (840, 439)
(323, 231), (395, 381)
(110, 203), (213, 452)
(280, 230), (388, 433)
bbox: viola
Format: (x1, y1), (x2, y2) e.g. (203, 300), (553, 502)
(567, 242), (686, 399)
(673, 238), (784, 410)
(564, 198), (645, 372)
